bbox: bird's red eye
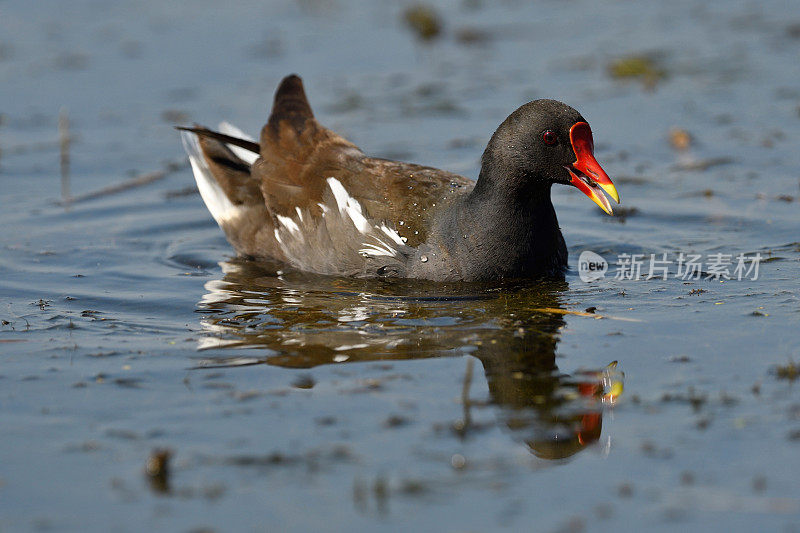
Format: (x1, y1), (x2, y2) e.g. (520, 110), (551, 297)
(543, 130), (558, 146)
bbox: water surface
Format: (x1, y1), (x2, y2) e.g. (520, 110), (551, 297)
(2, 0), (800, 531)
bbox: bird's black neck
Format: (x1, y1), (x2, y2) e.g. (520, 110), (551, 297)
(468, 164), (554, 211)
(436, 167), (567, 280)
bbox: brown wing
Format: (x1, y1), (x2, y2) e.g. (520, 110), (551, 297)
(253, 74), (473, 247)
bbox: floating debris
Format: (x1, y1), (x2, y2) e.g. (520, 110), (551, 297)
(671, 157), (733, 172)
(455, 27), (492, 46)
(383, 414), (410, 428)
(450, 453), (466, 470)
(607, 54), (665, 90)
(161, 109), (190, 124)
(612, 206), (639, 223)
(58, 158), (186, 206)
(145, 448), (172, 494)
(164, 185), (199, 199)
(532, 307), (642, 322)
(399, 479), (428, 496)
(774, 360), (799, 381)
(59, 107), (71, 203)
(226, 452), (297, 466)
(291, 374), (316, 389)
(403, 5), (442, 41)
(192, 356), (263, 369)
(669, 128), (692, 151)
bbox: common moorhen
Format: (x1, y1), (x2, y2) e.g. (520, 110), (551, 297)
(179, 74), (618, 281)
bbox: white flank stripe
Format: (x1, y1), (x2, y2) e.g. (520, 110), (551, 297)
(379, 224), (405, 246)
(326, 177), (371, 233)
(276, 214), (302, 238)
(359, 244), (395, 257)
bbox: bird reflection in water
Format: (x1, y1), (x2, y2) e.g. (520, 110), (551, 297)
(195, 259), (623, 460)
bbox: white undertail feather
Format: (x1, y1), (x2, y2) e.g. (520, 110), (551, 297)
(182, 123), (260, 229)
(183, 125), (408, 276)
(218, 122), (259, 165)
(181, 131), (241, 227)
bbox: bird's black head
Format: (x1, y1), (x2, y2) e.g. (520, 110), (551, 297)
(478, 99), (619, 214)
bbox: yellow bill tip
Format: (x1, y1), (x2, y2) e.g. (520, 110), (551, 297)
(599, 182), (620, 204)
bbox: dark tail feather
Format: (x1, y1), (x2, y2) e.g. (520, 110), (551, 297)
(175, 126), (260, 155)
(267, 74), (314, 134)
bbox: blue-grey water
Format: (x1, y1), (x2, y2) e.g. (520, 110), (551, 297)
(1, 0), (800, 531)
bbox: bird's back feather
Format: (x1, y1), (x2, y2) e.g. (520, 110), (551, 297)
(181, 74), (474, 277)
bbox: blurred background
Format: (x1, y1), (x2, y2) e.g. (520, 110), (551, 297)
(3, 0), (798, 194)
